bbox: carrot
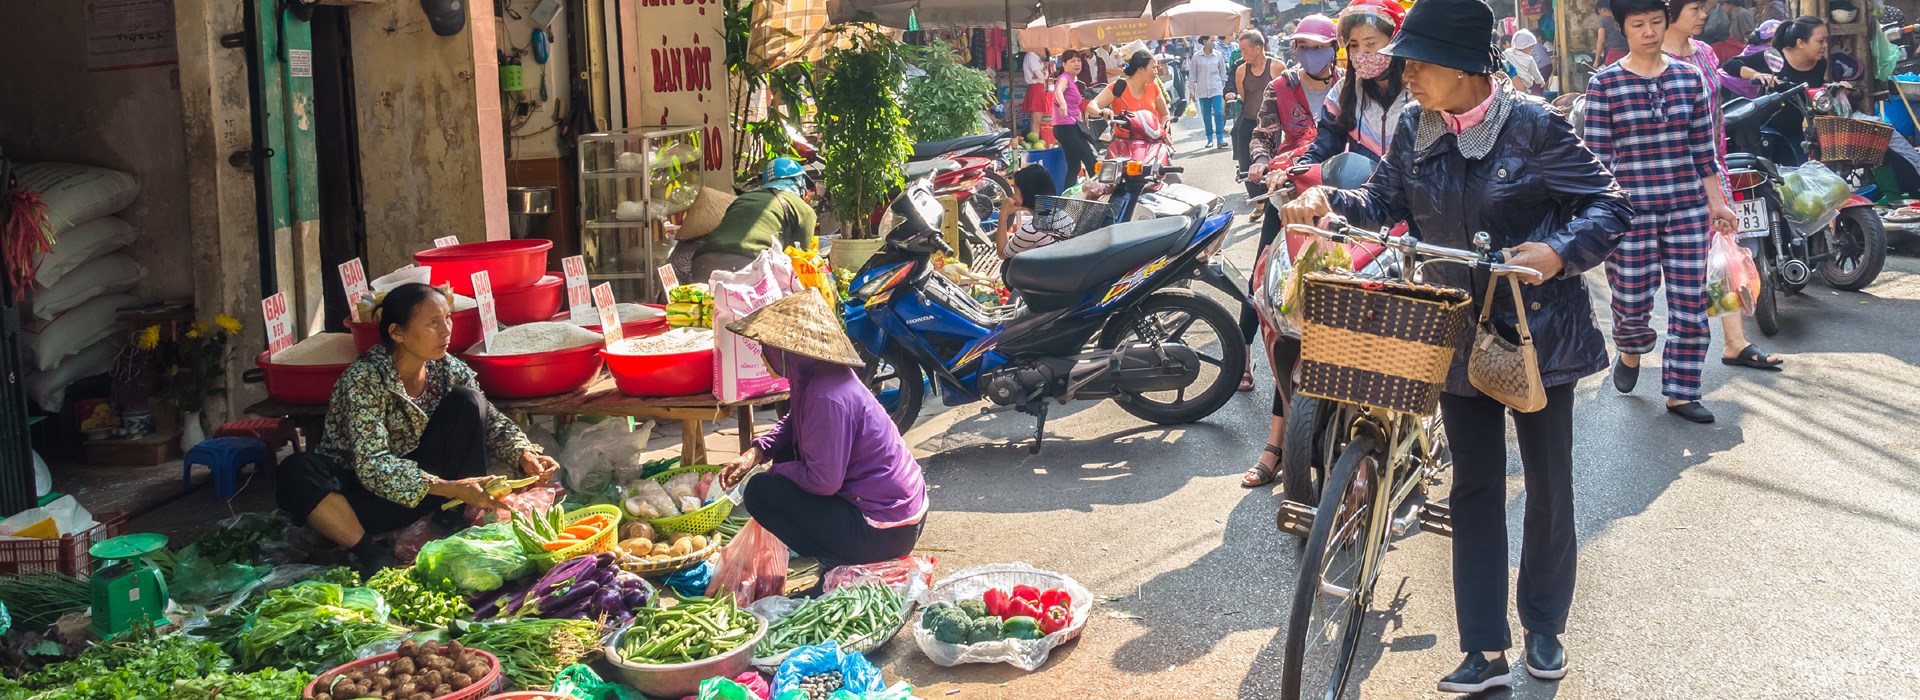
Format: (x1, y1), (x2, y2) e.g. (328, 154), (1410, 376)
(563, 525), (599, 539)
(541, 540), (576, 551)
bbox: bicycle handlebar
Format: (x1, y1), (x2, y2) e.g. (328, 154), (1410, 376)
(1285, 220), (1543, 280)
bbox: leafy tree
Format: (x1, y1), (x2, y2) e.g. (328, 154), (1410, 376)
(816, 25), (911, 238)
(901, 41), (996, 142)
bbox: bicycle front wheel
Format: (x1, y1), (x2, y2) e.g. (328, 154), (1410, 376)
(1281, 430), (1382, 700)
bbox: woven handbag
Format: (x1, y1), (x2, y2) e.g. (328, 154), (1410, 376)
(1297, 272), (1473, 417)
(1467, 274), (1548, 413)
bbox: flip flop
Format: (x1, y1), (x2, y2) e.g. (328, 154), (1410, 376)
(1721, 344), (1784, 370)
(1238, 370), (1256, 392)
(1242, 445), (1283, 488)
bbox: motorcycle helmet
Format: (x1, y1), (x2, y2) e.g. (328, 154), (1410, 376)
(762, 157), (808, 194)
(1831, 52), (1864, 82)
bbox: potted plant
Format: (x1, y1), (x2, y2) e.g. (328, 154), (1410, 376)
(815, 24), (911, 268)
(131, 314), (243, 448)
(900, 41), (997, 143)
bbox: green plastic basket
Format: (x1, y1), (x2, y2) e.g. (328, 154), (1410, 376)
(644, 465), (734, 535)
(533, 504), (624, 568)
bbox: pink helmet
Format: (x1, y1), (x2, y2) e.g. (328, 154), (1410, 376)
(1289, 14), (1339, 45)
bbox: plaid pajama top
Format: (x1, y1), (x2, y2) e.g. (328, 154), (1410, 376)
(1582, 59), (1722, 213)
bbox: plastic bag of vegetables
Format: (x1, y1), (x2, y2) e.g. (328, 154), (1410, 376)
(1779, 161), (1852, 234)
(771, 641), (886, 699)
(414, 522), (533, 592)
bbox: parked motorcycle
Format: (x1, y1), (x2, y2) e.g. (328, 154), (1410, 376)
(1722, 83), (1888, 335)
(843, 165), (1247, 452)
(1101, 110), (1178, 184)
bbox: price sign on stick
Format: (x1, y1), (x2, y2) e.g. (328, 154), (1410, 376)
(563, 255), (593, 324)
(433, 236), (460, 248)
(338, 259), (369, 322)
(593, 283), (623, 345)
(657, 263), (679, 293)
(262, 292), (293, 356)
(472, 270), (498, 353)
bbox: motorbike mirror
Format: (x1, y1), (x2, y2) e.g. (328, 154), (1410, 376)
(1321, 152), (1376, 190)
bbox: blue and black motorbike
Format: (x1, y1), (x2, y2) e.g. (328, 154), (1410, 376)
(842, 161), (1248, 452)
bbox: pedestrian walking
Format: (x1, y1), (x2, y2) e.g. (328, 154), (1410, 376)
(1051, 51), (1099, 187)
(1299, 2), (1411, 167)
(1597, 1), (1632, 64)
(1227, 29), (1285, 210)
(1663, 0), (1785, 372)
(1280, 0), (1632, 688)
(1188, 37), (1229, 147)
(1586, 0), (1740, 424)
(1507, 30), (1547, 94)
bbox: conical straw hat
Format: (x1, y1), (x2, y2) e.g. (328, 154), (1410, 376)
(726, 291), (864, 367)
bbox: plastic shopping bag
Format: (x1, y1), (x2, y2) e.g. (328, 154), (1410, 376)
(1704, 233), (1739, 318)
(705, 519), (790, 604)
(824, 555), (938, 604)
(786, 240), (837, 306)
(689, 673), (771, 700)
(1727, 236), (1762, 316)
(711, 250), (799, 402)
(553, 664), (641, 700)
(1779, 161), (1851, 234)
(772, 641), (886, 698)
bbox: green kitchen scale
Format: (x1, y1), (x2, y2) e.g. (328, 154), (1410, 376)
(87, 533), (170, 637)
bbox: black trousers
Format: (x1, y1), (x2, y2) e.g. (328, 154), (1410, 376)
(1239, 198), (1286, 350)
(1232, 117), (1267, 198)
(1054, 123), (1100, 188)
(1267, 333), (1300, 418)
(276, 386), (492, 536)
(1440, 383), (1579, 652)
(742, 472), (923, 567)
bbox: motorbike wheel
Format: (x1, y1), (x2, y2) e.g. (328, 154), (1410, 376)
(1096, 288), (1248, 425)
(1746, 237), (1782, 337)
(860, 346), (925, 434)
(1819, 207), (1888, 291)
(973, 171), (1012, 234)
(1279, 394), (1344, 507)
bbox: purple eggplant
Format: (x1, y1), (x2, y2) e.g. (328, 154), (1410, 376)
(592, 586), (625, 614)
(522, 579), (600, 618)
(621, 586), (650, 609)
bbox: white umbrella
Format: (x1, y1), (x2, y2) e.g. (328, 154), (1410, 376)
(1015, 0), (1242, 50)
(1159, 0), (1249, 39)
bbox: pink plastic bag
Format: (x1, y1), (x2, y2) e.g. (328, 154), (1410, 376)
(465, 482), (566, 526)
(1705, 232), (1761, 317)
(823, 554), (938, 604)
(705, 519), (790, 604)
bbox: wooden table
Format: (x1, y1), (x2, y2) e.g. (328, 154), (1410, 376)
(245, 373), (787, 465)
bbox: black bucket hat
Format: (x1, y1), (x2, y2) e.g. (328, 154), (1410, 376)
(1380, 0), (1502, 75)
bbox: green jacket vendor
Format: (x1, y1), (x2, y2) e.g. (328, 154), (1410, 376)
(670, 157), (816, 285)
(275, 283), (559, 574)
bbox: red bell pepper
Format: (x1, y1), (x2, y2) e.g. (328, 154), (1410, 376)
(1004, 596), (1044, 621)
(1038, 604), (1072, 635)
(1039, 588), (1071, 611)
(1011, 584), (1043, 605)
(983, 588), (1011, 618)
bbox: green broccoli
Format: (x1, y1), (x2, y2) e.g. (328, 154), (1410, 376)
(920, 602), (955, 630)
(964, 617), (1005, 644)
(956, 598), (990, 619)
(930, 608), (973, 645)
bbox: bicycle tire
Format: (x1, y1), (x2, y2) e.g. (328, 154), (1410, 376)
(1280, 430), (1382, 700)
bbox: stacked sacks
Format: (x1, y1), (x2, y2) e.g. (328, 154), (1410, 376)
(14, 163), (145, 412)
(665, 283), (713, 328)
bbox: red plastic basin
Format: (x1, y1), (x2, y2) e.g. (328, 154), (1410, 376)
(603, 345), (715, 397)
(255, 351), (350, 405)
(415, 239), (552, 294)
(345, 306), (486, 354)
(495, 273), (564, 324)
(459, 343), (604, 399)
(306, 648), (503, 699)
(549, 303), (669, 340)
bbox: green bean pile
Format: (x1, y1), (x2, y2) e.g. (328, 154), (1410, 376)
(755, 584), (906, 658)
(618, 596), (758, 665)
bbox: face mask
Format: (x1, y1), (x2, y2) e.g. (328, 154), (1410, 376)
(1297, 46), (1337, 75)
(1351, 49), (1392, 80)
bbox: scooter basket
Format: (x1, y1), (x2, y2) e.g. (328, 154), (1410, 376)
(1297, 272), (1474, 417)
(1813, 116), (1892, 166)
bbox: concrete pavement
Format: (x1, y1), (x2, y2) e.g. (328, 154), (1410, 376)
(871, 125), (1920, 699)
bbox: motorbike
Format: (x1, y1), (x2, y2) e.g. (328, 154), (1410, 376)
(1101, 110), (1178, 183)
(843, 161), (1247, 452)
(1721, 82), (1888, 335)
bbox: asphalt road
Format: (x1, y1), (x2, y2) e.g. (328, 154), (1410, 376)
(870, 125), (1920, 699)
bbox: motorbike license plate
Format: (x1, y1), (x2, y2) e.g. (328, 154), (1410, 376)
(1735, 199), (1769, 234)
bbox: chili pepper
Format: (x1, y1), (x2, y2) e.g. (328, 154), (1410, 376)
(1038, 605), (1071, 635)
(983, 588), (1011, 619)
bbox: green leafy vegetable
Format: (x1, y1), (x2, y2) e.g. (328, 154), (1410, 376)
(365, 567), (471, 627)
(459, 618), (601, 689)
(1, 623), (229, 699)
(166, 667), (312, 698)
(237, 583), (405, 672)
(0, 574), (89, 629)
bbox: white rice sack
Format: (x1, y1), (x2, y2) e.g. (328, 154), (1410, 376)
(14, 163), (140, 235)
(31, 253), (146, 321)
(474, 321), (602, 356)
(608, 327), (712, 356)
(34, 216), (138, 288)
(451, 294), (477, 312)
(271, 333), (359, 365)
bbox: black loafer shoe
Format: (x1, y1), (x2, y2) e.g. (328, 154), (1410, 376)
(1524, 632), (1567, 680)
(1612, 357), (1639, 394)
(1667, 401), (1716, 424)
(1437, 653), (1513, 694)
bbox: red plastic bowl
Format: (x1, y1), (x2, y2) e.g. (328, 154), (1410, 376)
(550, 304), (669, 339)
(495, 273), (564, 324)
(345, 307), (486, 354)
(459, 343), (604, 399)
(415, 239), (552, 294)
(255, 351), (351, 405)
(481, 694), (571, 700)
(603, 345), (715, 397)
(306, 648), (503, 699)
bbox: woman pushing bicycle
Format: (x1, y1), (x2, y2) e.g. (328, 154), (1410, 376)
(1281, 0), (1632, 691)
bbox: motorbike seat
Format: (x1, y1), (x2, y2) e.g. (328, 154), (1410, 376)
(1724, 152), (1777, 176)
(1003, 217), (1191, 311)
(912, 131), (1012, 160)
(904, 158), (960, 181)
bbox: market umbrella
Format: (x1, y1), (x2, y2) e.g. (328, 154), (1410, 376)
(826, 0), (1189, 28)
(1158, 0), (1249, 38)
(1014, 0), (1243, 51)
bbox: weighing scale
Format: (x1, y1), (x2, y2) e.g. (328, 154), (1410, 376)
(87, 533), (170, 637)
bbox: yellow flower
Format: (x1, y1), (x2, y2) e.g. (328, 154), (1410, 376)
(186, 328), (202, 340)
(215, 314), (243, 335)
(133, 325), (160, 351)
(191, 322), (209, 335)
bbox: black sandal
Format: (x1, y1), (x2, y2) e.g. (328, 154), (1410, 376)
(1612, 356), (1640, 394)
(1721, 344), (1784, 371)
(1667, 401), (1717, 424)
(1242, 445), (1283, 488)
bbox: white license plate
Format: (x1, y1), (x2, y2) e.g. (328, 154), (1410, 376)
(1735, 199), (1769, 233)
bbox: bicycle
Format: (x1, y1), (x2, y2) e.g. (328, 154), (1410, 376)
(1274, 220), (1540, 700)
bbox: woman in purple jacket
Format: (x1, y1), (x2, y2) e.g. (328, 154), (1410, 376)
(718, 292), (928, 566)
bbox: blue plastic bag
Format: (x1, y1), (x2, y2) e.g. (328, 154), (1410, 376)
(771, 641), (885, 697)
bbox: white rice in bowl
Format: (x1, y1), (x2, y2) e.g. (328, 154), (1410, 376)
(470, 321), (604, 356)
(270, 333), (359, 365)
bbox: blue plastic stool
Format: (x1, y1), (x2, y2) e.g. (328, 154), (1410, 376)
(181, 437), (273, 500)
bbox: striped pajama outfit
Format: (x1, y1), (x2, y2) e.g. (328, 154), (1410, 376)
(1583, 60), (1723, 402)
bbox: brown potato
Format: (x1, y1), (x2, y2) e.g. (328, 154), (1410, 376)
(668, 539), (693, 557)
(435, 684), (453, 695)
(449, 671), (473, 688)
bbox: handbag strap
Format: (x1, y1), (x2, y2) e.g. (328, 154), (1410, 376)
(1478, 273), (1535, 344)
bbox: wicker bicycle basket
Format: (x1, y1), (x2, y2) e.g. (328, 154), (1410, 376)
(1031, 196), (1116, 240)
(1297, 271), (1474, 417)
(1813, 116), (1893, 166)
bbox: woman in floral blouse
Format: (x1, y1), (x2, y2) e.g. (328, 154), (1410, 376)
(276, 282), (557, 573)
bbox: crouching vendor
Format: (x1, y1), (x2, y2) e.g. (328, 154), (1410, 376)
(717, 292), (928, 568)
(276, 282), (559, 573)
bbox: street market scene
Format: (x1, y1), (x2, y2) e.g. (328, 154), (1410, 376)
(2, 0), (1919, 696)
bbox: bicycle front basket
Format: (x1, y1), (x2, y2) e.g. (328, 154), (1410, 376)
(1297, 271), (1473, 416)
(1031, 196), (1116, 240)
